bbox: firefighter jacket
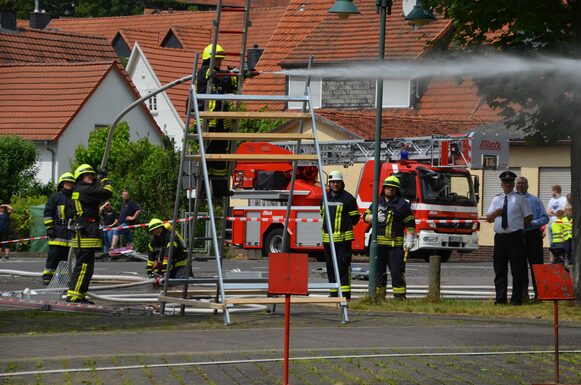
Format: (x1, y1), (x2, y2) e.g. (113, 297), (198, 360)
(147, 223), (187, 276)
(71, 178), (112, 249)
(44, 189), (74, 247)
(364, 195), (415, 247)
(320, 189), (360, 243)
(196, 62), (237, 130)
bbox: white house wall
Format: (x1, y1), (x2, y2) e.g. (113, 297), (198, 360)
(36, 70), (163, 184)
(128, 49), (185, 147)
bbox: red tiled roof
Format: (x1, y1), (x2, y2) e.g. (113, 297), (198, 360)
(243, 0), (336, 110)
(316, 109), (479, 140)
(48, 7), (286, 45)
(116, 28), (163, 49)
(0, 28), (118, 64)
(162, 26), (212, 49)
(281, 0), (452, 65)
(0, 62), (160, 141)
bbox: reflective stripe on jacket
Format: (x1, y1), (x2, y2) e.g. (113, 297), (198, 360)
(320, 189), (360, 243)
(364, 195), (415, 247)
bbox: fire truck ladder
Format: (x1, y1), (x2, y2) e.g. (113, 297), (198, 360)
(158, 53), (349, 324)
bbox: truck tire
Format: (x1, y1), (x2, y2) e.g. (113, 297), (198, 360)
(421, 251), (451, 263)
(262, 227), (289, 257)
(309, 251), (326, 262)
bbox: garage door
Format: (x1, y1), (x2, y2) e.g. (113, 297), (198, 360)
(539, 167), (571, 206)
(482, 168), (520, 215)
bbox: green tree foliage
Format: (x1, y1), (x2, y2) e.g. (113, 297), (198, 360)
(0, 136), (38, 203)
(8, 195), (47, 251)
(74, 122), (181, 251)
(422, 0), (581, 301)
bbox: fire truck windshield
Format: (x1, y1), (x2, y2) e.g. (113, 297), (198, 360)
(419, 169), (476, 206)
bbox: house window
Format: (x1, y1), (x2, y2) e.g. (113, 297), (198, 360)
(146, 91), (158, 113)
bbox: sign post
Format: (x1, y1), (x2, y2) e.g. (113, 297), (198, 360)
(532, 264), (576, 385)
(268, 253), (309, 385)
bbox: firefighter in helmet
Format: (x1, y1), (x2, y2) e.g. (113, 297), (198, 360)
(364, 175), (415, 300)
(66, 164), (112, 303)
(195, 43), (238, 197)
(146, 218), (189, 279)
(321, 170), (360, 299)
(42, 172), (75, 285)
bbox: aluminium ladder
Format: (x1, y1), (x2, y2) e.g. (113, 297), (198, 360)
(158, 56), (350, 324)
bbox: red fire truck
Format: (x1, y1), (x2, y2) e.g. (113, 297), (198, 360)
(228, 133), (507, 262)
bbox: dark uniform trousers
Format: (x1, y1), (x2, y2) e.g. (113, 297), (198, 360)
(493, 230), (526, 304)
(376, 246), (406, 294)
(522, 229), (544, 300)
(324, 242), (352, 299)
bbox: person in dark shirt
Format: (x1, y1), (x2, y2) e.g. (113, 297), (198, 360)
(100, 201), (118, 253)
(0, 203), (13, 260)
(111, 190), (141, 250)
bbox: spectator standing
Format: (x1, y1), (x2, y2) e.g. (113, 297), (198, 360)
(486, 171), (532, 305)
(42, 172), (75, 285)
(111, 190), (141, 250)
(0, 203), (13, 260)
(549, 210), (569, 266)
(363, 176), (415, 300)
(320, 171), (360, 299)
(67, 164), (112, 303)
(100, 201), (118, 254)
(546, 185), (568, 248)
(515, 176), (548, 302)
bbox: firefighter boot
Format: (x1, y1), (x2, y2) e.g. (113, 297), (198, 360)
(394, 293), (407, 301)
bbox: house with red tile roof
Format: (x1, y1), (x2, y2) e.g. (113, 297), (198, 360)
(0, 61), (163, 184)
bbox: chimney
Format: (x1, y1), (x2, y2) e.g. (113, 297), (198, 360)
(0, 11), (17, 31)
(29, 0), (51, 29)
(246, 44), (264, 71)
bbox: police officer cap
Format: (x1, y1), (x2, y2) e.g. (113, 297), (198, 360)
(499, 171), (517, 182)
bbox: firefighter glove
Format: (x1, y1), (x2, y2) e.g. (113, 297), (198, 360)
(46, 227), (56, 239)
(404, 233), (415, 251)
(377, 210), (386, 224)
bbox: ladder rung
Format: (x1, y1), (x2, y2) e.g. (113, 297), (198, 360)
(187, 154), (318, 162)
(222, 51), (240, 57)
(198, 111), (311, 120)
(219, 29), (244, 34)
(221, 7), (246, 12)
(196, 132), (314, 141)
(195, 94), (310, 102)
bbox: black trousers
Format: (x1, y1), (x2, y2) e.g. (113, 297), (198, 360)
(493, 231), (526, 304)
(324, 241), (352, 298)
(376, 246), (406, 296)
(522, 229), (544, 299)
(67, 248), (95, 301)
(43, 245), (69, 284)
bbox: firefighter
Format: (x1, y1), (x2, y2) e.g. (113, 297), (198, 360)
(66, 164), (112, 303)
(195, 43), (238, 198)
(320, 170), (360, 299)
(146, 218), (189, 279)
(364, 175), (415, 300)
(42, 172), (75, 285)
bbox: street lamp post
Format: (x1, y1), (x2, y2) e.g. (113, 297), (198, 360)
(329, 0), (435, 298)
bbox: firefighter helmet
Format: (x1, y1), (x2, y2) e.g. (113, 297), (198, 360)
(328, 170), (344, 183)
(74, 164), (96, 180)
(383, 175), (400, 189)
(148, 218), (164, 233)
(58, 172), (75, 185)
(202, 44), (225, 61)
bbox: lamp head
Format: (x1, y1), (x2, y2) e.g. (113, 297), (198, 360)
(328, 0), (360, 19)
(405, 3), (436, 27)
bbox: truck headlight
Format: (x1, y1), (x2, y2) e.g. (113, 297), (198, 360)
(423, 236), (439, 243)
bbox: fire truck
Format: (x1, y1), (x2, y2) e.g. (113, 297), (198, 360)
(228, 132), (508, 262)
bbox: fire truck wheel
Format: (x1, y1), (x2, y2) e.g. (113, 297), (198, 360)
(421, 251), (451, 263)
(262, 227), (289, 257)
(308, 251), (326, 262)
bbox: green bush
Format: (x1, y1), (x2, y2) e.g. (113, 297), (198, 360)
(8, 195), (48, 251)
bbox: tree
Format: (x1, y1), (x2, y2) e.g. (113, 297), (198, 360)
(74, 122), (181, 251)
(423, 0), (581, 302)
(0, 136), (38, 203)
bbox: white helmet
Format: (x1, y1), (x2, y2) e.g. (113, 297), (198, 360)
(328, 170), (344, 183)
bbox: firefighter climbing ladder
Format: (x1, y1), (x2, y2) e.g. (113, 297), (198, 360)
(157, 0), (349, 324)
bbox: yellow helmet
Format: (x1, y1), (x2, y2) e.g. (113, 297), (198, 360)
(148, 218), (164, 232)
(202, 44), (225, 61)
(74, 164), (96, 180)
(58, 172), (75, 185)
(383, 175), (400, 189)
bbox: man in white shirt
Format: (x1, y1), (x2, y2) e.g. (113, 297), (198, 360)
(486, 171), (533, 305)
